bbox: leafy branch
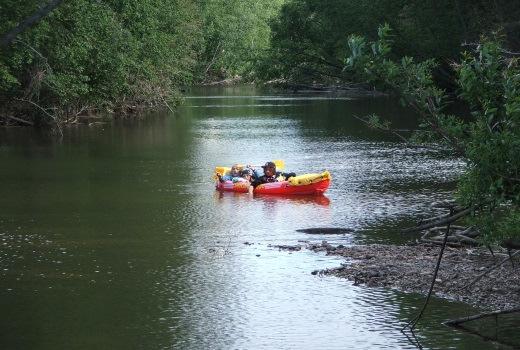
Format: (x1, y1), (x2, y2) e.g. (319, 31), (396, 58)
(344, 24), (520, 244)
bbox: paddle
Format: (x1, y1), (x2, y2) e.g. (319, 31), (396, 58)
(214, 159), (285, 178)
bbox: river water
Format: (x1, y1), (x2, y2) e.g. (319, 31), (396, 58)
(0, 86), (505, 349)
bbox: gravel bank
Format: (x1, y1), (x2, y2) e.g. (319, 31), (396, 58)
(304, 242), (520, 310)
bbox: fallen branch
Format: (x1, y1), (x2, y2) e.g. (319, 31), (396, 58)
(2, 115), (34, 126)
(403, 207), (472, 233)
(418, 213), (451, 225)
(459, 226), (479, 238)
(420, 238), (462, 248)
(425, 225), (467, 234)
(403, 211), (452, 331)
(14, 98), (56, 121)
(452, 234), (479, 246)
(14, 97), (63, 137)
(444, 307), (520, 326)
(159, 94), (175, 114)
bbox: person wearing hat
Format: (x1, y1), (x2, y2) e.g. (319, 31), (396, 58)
(251, 161), (296, 187)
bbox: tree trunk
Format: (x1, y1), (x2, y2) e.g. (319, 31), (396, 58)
(0, 0), (65, 48)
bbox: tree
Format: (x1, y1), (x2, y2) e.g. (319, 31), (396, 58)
(344, 25), (520, 243)
(0, 0), (205, 125)
(260, 0), (520, 84)
(199, 0), (284, 80)
(0, 0), (64, 48)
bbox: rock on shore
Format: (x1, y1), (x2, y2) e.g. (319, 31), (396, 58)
(308, 242), (520, 311)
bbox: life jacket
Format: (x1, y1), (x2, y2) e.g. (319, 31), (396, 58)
(261, 174), (277, 183)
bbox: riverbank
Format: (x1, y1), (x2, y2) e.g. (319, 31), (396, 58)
(199, 77), (386, 97)
(262, 79), (386, 97)
(277, 242), (520, 311)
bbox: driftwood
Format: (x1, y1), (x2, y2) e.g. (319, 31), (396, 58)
(419, 225), (480, 247)
(403, 202), (519, 338)
(430, 199), (461, 209)
(403, 207), (472, 233)
(444, 307), (520, 326)
(403, 216), (453, 331)
(3, 115), (34, 126)
(420, 238), (462, 248)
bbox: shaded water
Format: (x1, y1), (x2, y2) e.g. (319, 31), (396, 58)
(0, 86), (511, 349)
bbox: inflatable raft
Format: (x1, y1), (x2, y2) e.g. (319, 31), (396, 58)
(215, 171), (331, 195)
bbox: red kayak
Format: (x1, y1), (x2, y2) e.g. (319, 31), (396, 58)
(215, 171), (331, 195)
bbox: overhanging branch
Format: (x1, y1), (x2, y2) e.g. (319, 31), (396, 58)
(0, 0), (65, 48)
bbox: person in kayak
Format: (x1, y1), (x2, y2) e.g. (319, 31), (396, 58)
(225, 168), (254, 183)
(217, 164), (241, 182)
(251, 161), (296, 187)
(237, 168), (254, 183)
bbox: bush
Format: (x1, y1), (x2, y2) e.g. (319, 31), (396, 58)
(345, 25), (520, 243)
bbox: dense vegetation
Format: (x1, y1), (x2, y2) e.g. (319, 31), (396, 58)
(256, 0), (520, 245)
(2, 0), (519, 243)
(344, 26), (520, 245)
(200, 0), (284, 81)
(260, 0), (520, 84)
(0, 0), (283, 125)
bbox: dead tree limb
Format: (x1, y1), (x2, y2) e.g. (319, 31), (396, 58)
(403, 210), (452, 331)
(14, 98), (56, 121)
(452, 234), (479, 246)
(2, 115), (34, 126)
(444, 307), (520, 326)
(418, 213), (452, 225)
(204, 41), (222, 75)
(420, 238), (462, 248)
(402, 207), (472, 233)
(445, 321), (520, 348)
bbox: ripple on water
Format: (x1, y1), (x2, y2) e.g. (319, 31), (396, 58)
(1, 87), (491, 350)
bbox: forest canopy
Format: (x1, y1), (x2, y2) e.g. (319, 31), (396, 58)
(259, 0), (520, 83)
(0, 0), (283, 124)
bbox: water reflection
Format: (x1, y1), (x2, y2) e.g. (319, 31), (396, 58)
(215, 191), (331, 207)
(254, 194), (331, 206)
(0, 86), (499, 349)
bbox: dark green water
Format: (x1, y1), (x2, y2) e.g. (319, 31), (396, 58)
(0, 86), (509, 349)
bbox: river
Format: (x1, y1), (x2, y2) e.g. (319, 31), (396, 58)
(0, 86), (504, 349)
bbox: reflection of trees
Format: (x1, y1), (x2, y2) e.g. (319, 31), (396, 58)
(444, 308), (520, 348)
(0, 113), (199, 348)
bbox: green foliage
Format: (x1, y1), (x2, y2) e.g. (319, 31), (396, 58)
(260, 0), (520, 83)
(0, 0), (199, 121)
(199, 0), (285, 79)
(345, 25), (520, 243)
(0, 0), (284, 122)
(0, 60), (19, 91)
